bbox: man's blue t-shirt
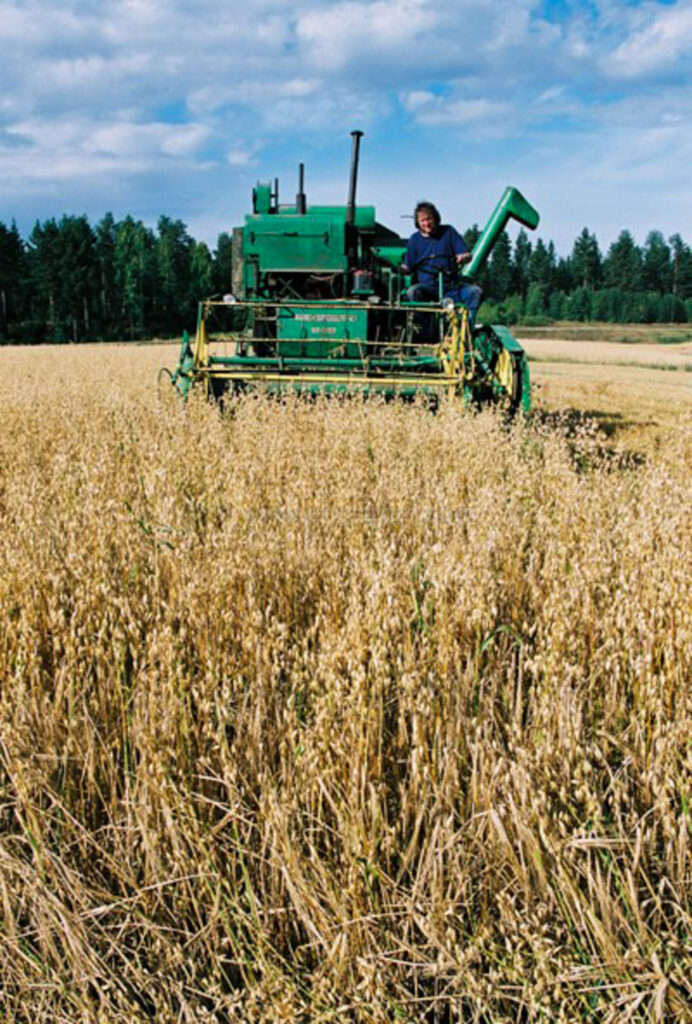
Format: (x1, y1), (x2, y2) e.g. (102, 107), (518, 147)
(405, 225), (469, 289)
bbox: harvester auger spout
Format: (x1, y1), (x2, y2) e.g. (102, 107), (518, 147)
(163, 134), (540, 415)
(462, 187), (540, 281)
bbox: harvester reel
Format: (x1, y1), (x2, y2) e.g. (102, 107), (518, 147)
(157, 366), (174, 401)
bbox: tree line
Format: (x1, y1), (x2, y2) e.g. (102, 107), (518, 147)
(1, 213), (691, 342)
(0, 214), (233, 343)
(474, 225), (692, 326)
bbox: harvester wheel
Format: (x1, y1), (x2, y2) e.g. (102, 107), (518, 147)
(494, 348), (522, 415)
(508, 356), (523, 413)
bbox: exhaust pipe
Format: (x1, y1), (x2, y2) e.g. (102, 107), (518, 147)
(296, 163), (306, 214)
(346, 130), (363, 225)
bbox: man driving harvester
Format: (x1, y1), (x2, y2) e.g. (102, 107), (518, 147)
(403, 201), (483, 319)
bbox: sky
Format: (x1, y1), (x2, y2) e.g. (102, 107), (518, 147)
(1, 0), (691, 256)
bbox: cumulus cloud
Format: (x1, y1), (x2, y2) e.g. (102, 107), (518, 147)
(608, 2), (692, 76)
(6, 116), (208, 159)
(294, 0), (433, 71)
(401, 92), (511, 128)
(89, 121), (209, 158)
(0, 0), (689, 249)
(227, 138), (266, 167)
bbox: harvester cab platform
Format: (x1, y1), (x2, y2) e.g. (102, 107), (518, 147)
(167, 131), (539, 413)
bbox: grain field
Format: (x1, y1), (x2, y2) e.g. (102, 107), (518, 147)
(0, 344), (689, 1022)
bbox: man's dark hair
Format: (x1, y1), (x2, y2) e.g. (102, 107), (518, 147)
(414, 201), (441, 229)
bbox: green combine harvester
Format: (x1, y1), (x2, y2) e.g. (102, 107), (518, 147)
(164, 131), (539, 413)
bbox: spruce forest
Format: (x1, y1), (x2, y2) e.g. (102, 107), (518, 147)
(0, 214), (691, 343)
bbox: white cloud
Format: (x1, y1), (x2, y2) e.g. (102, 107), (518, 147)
(403, 91), (437, 112)
(609, 3), (692, 76)
(227, 151), (255, 167)
(0, 0), (689, 252)
(295, 0), (433, 70)
(401, 92), (511, 127)
(42, 53), (155, 92)
(532, 85), (566, 106)
(225, 78), (320, 107)
(91, 121), (209, 158)
(227, 139), (266, 167)
(0, 145), (138, 183)
(4, 116), (209, 172)
(0, 2), (87, 46)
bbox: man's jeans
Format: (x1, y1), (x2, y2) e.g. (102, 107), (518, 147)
(407, 281), (483, 317)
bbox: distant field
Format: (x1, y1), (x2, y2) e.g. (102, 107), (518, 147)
(521, 336), (692, 368)
(0, 341), (689, 1022)
(517, 322), (692, 347)
(515, 324), (691, 449)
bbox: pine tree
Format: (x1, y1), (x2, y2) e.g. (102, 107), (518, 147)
(213, 232), (234, 295)
(571, 228), (602, 290)
(669, 234), (692, 299)
(27, 219), (62, 340)
(27, 216), (99, 341)
(55, 215), (99, 342)
(641, 231), (671, 293)
(528, 239), (554, 289)
(114, 217), (155, 340)
(512, 229), (532, 297)
(189, 241), (213, 319)
(96, 213), (117, 339)
(0, 221), (26, 340)
(604, 231), (642, 291)
(155, 216), (193, 334)
(526, 238), (555, 314)
(553, 255), (574, 294)
(488, 230), (513, 301)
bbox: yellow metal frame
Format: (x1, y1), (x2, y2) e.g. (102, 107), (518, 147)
(194, 315), (209, 368)
(190, 300), (477, 397)
(437, 305), (472, 398)
(198, 369), (456, 389)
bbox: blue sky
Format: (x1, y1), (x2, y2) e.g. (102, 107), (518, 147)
(1, 0), (690, 255)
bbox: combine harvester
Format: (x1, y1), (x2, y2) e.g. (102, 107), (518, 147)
(164, 132), (539, 413)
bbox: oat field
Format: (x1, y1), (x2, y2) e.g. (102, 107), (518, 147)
(0, 343), (690, 1022)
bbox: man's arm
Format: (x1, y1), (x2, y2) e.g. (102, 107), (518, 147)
(403, 235), (417, 274)
(449, 226), (472, 266)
